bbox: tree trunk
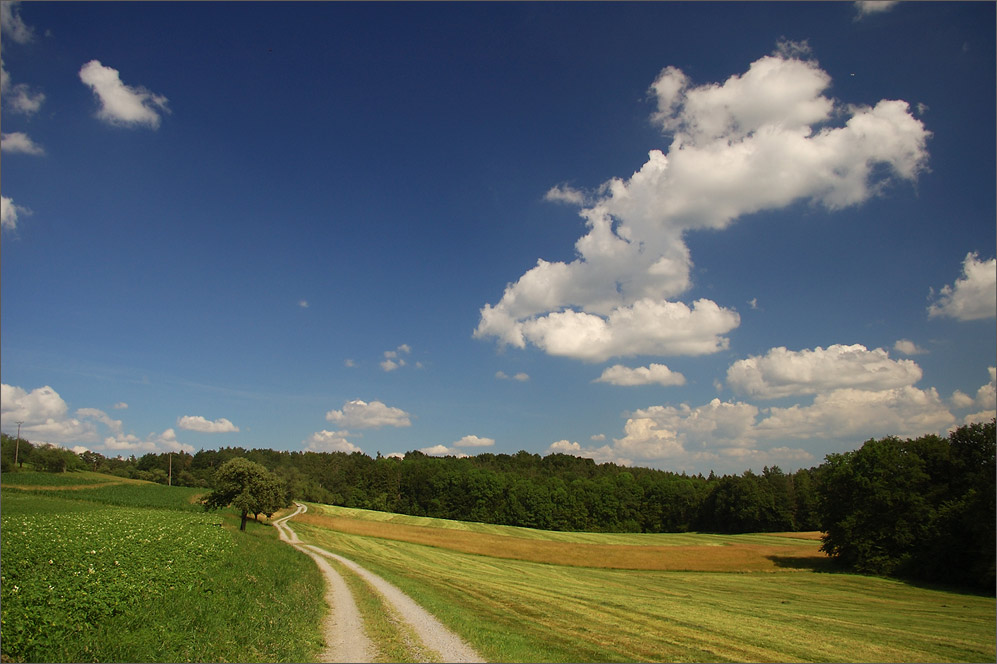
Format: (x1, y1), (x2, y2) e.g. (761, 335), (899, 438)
(240, 510), (248, 531)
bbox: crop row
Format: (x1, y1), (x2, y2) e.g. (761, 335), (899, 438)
(0, 504), (232, 659)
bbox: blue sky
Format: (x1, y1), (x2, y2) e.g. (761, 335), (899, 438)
(2, 1), (994, 475)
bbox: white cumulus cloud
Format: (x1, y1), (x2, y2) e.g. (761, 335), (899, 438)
(78, 60), (169, 129)
(595, 363), (686, 387)
(755, 386), (955, 440)
(508, 298), (740, 363)
(177, 415), (240, 433)
(453, 434), (495, 448)
(547, 439), (632, 466)
(476, 44), (929, 362)
(568, 374), (967, 473)
(928, 252), (997, 321)
(306, 430), (362, 454)
(104, 428), (193, 454)
(325, 399), (412, 429)
(1, 383), (197, 453)
(957, 367), (996, 425)
(419, 444), (468, 458)
(726, 344), (923, 399)
(2, 384), (72, 428)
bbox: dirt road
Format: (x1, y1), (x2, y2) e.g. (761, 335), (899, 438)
(274, 503), (484, 663)
(274, 504), (374, 663)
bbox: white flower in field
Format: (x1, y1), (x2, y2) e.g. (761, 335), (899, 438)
(11, 585), (18, 593)
(48, 559), (53, 564)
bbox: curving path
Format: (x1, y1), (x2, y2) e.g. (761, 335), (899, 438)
(275, 502), (484, 664)
(274, 504), (374, 663)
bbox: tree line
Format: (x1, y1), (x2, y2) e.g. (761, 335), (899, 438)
(0, 434), (820, 533)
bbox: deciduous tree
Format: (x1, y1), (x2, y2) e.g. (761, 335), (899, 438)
(202, 457), (287, 531)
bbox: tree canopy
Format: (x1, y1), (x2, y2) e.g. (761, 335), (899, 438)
(202, 457), (288, 531)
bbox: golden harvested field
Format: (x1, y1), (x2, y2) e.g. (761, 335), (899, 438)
(294, 508), (827, 572)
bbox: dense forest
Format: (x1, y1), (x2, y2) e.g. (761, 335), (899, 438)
(3, 420), (993, 589)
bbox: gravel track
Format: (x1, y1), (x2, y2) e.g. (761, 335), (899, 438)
(274, 505), (374, 663)
(276, 503), (485, 664)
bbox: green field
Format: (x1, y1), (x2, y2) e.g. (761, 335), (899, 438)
(292, 502), (996, 663)
(0, 472), (325, 663)
(2, 474), (994, 663)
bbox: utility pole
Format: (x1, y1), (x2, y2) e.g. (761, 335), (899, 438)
(14, 421), (24, 468)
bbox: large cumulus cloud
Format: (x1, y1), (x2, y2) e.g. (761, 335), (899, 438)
(476, 43), (929, 362)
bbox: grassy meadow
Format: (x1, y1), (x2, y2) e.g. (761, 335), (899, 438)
(2, 472), (994, 663)
(293, 502), (996, 663)
(0, 471), (325, 663)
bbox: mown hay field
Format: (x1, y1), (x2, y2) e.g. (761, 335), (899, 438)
(293, 502), (996, 663)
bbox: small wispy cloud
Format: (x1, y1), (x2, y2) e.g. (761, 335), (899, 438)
(381, 344), (414, 372)
(893, 339), (927, 356)
(1, 131), (44, 155)
(496, 370), (530, 382)
(1, 2), (36, 44)
(544, 184), (587, 206)
(298, 299), (310, 309)
(854, 1), (900, 19)
(1, 196), (30, 232)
